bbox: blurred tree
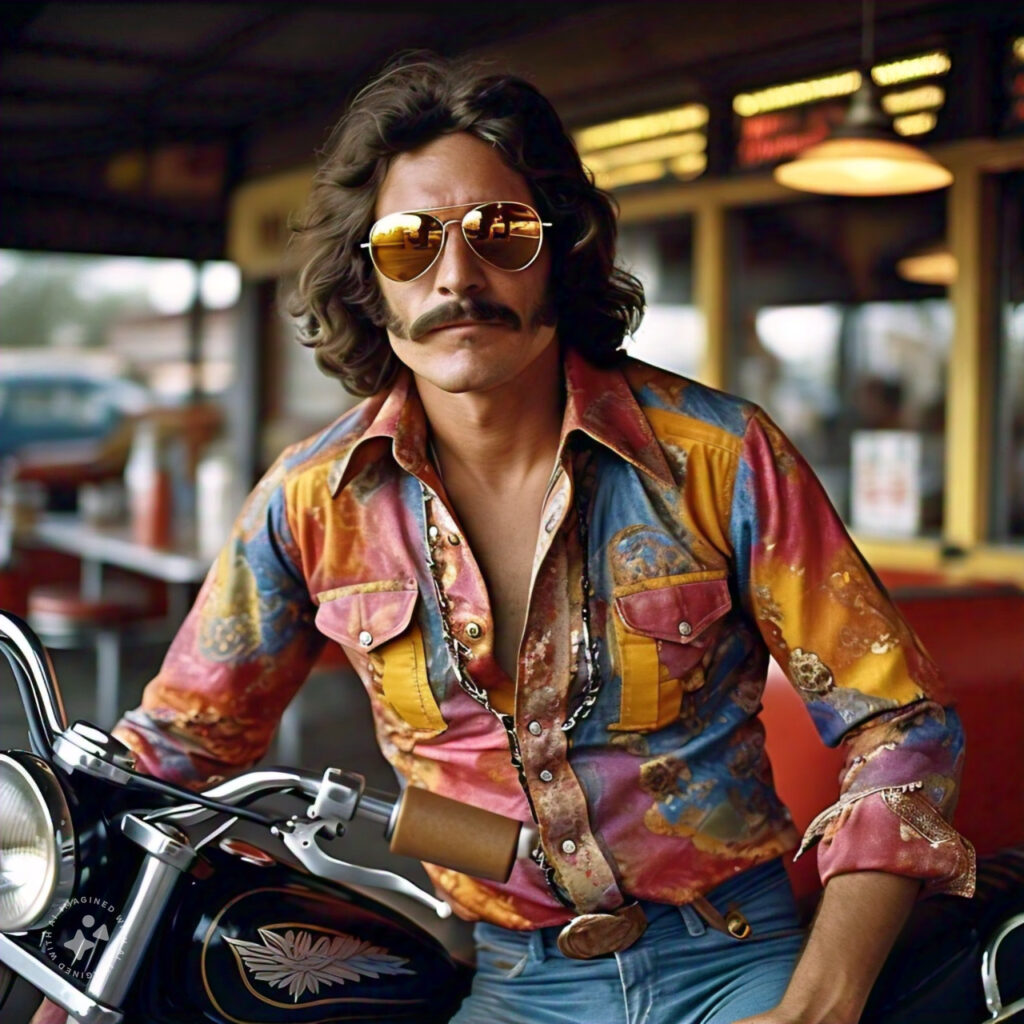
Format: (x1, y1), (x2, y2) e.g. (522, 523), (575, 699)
(0, 252), (150, 351)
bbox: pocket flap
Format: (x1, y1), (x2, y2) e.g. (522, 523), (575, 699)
(315, 582), (418, 652)
(615, 576), (731, 644)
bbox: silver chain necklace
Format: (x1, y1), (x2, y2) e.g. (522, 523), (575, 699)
(418, 461), (602, 906)
(418, 469), (601, 736)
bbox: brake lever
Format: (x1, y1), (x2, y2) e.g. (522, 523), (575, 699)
(272, 815), (453, 919)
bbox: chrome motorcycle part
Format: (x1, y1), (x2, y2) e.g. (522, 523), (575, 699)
(127, 772), (277, 826)
(357, 788), (397, 827)
(0, 932), (123, 1024)
(53, 721), (136, 783)
(310, 767), (365, 821)
(0, 752), (75, 931)
(275, 817), (454, 919)
(153, 767), (322, 831)
(120, 815), (196, 872)
(981, 911), (1024, 1022)
(205, 767), (321, 803)
(0, 612), (68, 753)
(86, 846), (190, 1008)
(156, 767), (395, 837)
(309, 767), (396, 828)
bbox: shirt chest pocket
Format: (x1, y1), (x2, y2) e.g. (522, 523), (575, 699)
(315, 582), (447, 735)
(609, 573), (732, 732)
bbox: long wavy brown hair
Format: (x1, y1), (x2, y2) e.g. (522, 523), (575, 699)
(286, 52), (645, 396)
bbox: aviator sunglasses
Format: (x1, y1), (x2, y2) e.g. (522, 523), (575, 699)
(362, 200), (551, 283)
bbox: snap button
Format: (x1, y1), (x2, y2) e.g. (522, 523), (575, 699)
(561, 838), (577, 854)
(465, 622), (483, 640)
(528, 720), (543, 736)
(539, 769), (554, 783)
(358, 630), (373, 647)
(428, 525), (440, 541)
(677, 621), (693, 637)
(447, 533), (460, 545)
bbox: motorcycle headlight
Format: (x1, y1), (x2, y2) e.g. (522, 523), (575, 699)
(0, 753), (75, 931)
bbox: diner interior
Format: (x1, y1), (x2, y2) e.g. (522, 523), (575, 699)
(0, 1), (1022, 1019)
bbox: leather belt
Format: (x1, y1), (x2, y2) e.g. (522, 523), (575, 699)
(555, 898), (752, 960)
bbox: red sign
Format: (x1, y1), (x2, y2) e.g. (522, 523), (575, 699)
(734, 101), (848, 170)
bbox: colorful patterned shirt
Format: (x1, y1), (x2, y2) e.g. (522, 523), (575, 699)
(114, 350), (974, 929)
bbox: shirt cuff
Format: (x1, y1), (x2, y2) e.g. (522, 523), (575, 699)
(112, 711), (229, 790)
(796, 782), (976, 898)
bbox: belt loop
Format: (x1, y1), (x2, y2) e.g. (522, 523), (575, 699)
(679, 903), (706, 937)
(691, 895), (752, 940)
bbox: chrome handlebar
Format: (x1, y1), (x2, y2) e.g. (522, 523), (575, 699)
(0, 611), (68, 753)
(0, 612), (517, 922)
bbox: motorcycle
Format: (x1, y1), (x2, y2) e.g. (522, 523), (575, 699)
(0, 611), (532, 1024)
(0, 609), (1022, 1024)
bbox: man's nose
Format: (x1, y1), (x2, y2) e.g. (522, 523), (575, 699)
(433, 221), (486, 295)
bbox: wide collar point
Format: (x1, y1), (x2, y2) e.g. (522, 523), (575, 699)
(563, 350), (674, 488)
(326, 369), (429, 496)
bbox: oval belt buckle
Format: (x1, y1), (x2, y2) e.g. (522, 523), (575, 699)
(556, 903), (648, 960)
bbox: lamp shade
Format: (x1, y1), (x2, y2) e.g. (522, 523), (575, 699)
(774, 136), (952, 195)
(773, 80), (953, 196)
(896, 242), (957, 285)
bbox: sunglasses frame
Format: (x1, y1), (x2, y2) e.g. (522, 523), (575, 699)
(361, 200), (552, 283)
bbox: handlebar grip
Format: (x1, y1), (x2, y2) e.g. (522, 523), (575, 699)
(388, 787), (521, 882)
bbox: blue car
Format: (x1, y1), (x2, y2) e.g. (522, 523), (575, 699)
(0, 367), (152, 504)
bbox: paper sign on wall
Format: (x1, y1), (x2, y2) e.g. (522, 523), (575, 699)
(851, 430), (922, 537)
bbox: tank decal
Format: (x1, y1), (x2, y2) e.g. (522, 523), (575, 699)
(200, 885), (432, 1022)
(225, 925), (414, 1002)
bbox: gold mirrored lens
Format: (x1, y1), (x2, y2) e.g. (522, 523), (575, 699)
(368, 202), (544, 281)
(464, 202), (542, 270)
(368, 211), (446, 282)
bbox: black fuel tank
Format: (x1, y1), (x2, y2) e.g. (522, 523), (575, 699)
(138, 849), (470, 1023)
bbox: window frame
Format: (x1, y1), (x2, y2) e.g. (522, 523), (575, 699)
(616, 136), (1024, 583)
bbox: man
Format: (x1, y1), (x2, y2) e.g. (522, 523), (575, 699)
(79, 53), (971, 1023)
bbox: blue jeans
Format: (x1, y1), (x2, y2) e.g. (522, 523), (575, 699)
(450, 859), (805, 1024)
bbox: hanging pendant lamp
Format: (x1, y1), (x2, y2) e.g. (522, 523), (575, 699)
(773, 0), (952, 196)
(895, 241), (957, 285)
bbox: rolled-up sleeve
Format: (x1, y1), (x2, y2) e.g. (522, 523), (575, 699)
(112, 457), (325, 787)
(730, 408), (975, 897)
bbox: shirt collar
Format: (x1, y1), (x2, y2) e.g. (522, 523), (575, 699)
(562, 349), (674, 486)
(327, 366), (432, 496)
(327, 349), (674, 497)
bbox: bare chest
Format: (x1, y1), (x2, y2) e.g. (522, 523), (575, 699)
(448, 485), (547, 680)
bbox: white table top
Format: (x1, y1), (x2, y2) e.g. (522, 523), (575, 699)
(22, 513), (212, 585)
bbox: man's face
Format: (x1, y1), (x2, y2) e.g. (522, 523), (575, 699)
(372, 132), (557, 397)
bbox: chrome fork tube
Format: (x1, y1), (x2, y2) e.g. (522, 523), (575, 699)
(85, 817), (195, 1008)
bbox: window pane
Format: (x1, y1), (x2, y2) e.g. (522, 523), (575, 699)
(618, 218), (702, 378)
(0, 251), (238, 511)
(993, 171), (1024, 542)
(727, 193), (949, 537)
(0, 251), (239, 402)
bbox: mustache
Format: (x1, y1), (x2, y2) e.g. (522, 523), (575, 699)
(407, 298), (521, 340)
